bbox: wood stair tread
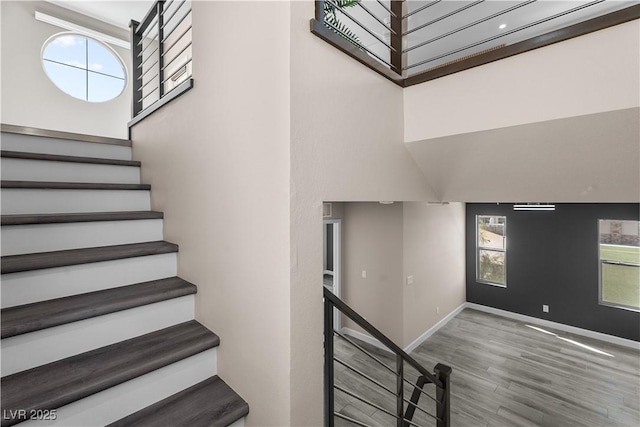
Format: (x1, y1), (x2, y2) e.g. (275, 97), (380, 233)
(1, 241), (178, 274)
(1, 211), (164, 226)
(0, 321), (220, 427)
(1, 181), (150, 190)
(1, 277), (196, 339)
(1, 150), (141, 167)
(108, 376), (249, 427)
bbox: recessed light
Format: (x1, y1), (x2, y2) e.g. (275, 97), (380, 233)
(499, 23), (507, 29)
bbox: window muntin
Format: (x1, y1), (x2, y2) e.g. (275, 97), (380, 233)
(42, 33), (126, 102)
(477, 215), (507, 286)
(599, 219), (640, 311)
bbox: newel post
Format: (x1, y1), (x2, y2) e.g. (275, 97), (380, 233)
(390, 0), (404, 76)
(129, 20), (142, 118)
(435, 363), (452, 427)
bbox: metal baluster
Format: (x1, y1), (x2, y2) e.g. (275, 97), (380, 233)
(396, 355), (403, 427)
(324, 296), (335, 427)
(157, 1), (165, 98)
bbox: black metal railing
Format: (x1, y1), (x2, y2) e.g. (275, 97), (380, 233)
(312, 0), (640, 86)
(129, 0), (193, 121)
(324, 287), (452, 427)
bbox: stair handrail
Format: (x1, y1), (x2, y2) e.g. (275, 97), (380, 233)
(129, 0), (193, 126)
(324, 286), (452, 427)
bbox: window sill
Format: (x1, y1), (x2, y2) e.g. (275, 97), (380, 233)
(476, 280), (507, 288)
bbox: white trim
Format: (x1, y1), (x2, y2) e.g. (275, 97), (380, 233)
(35, 12), (129, 49)
(340, 303), (639, 354)
(466, 303), (640, 350)
(403, 303), (467, 353)
(340, 328), (392, 354)
(324, 219), (342, 330)
(341, 304), (466, 354)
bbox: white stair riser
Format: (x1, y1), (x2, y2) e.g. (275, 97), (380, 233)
(19, 348), (217, 427)
(1, 158), (141, 184)
(229, 418), (246, 427)
(0, 133), (131, 160)
(0, 189), (150, 214)
(1, 220), (164, 256)
(1, 296), (195, 376)
(1, 253), (177, 308)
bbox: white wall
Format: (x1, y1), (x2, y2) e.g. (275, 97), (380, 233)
(130, 2), (291, 426)
(342, 202), (404, 344)
(289, 1), (435, 423)
(406, 108), (640, 202)
(0, 1), (130, 138)
(339, 201), (467, 349)
(404, 20), (640, 142)
(403, 20), (640, 203)
(403, 202), (466, 347)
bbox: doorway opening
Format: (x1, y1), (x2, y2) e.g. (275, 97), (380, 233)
(323, 219), (341, 329)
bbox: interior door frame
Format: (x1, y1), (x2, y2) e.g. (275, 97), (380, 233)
(324, 219), (342, 330)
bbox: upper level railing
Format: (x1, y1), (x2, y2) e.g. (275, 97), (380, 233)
(129, 0), (193, 125)
(311, 0), (640, 87)
(324, 287), (452, 427)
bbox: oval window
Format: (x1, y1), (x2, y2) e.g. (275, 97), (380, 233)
(42, 33), (126, 102)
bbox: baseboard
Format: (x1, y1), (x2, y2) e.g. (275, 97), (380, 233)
(404, 303), (467, 353)
(466, 303), (640, 350)
(340, 303), (466, 354)
(341, 303), (639, 355)
(340, 328), (392, 353)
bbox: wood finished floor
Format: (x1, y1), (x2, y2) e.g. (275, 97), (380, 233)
(333, 308), (640, 427)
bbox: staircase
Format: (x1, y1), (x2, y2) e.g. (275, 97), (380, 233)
(0, 128), (249, 426)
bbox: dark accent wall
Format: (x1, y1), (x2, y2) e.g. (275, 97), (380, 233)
(466, 203), (639, 341)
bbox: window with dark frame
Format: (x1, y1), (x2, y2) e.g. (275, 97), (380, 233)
(598, 219), (640, 311)
(477, 215), (507, 286)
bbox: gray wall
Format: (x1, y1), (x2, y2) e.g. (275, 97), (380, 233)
(1, 1), (131, 138)
(340, 202), (467, 348)
(343, 202), (404, 344)
(466, 203), (640, 341)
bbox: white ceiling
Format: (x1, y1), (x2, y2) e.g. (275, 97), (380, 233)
(46, 0), (154, 29)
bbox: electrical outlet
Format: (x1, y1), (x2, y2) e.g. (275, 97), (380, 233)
(407, 275), (414, 285)
(543, 304), (549, 313)
(436, 306), (440, 315)
(362, 270), (367, 279)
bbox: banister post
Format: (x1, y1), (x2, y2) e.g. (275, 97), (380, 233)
(434, 363), (452, 427)
(129, 20), (142, 118)
(396, 355), (404, 427)
(324, 293), (335, 427)
(315, 0), (324, 21)
(390, 0), (404, 76)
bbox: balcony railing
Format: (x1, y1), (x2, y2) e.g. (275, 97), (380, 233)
(129, 0), (193, 126)
(324, 287), (452, 427)
(311, 0), (640, 87)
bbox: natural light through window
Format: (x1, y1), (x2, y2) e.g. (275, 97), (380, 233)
(477, 215), (507, 286)
(42, 33), (126, 102)
(524, 325), (614, 358)
(598, 219), (640, 311)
